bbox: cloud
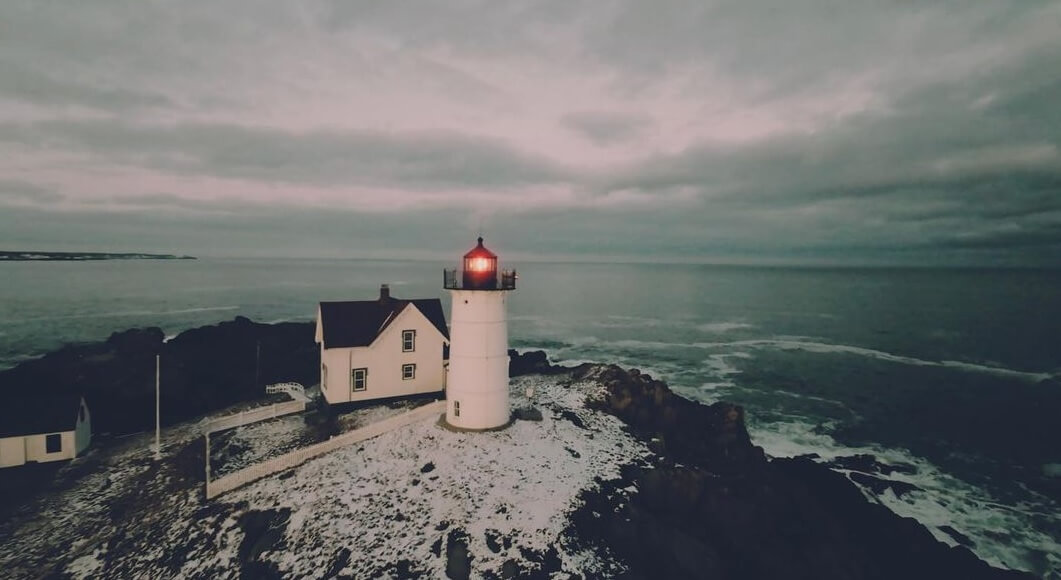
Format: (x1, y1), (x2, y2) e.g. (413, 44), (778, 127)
(0, 60), (173, 113)
(0, 0), (1058, 265)
(561, 111), (652, 145)
(0, 119), (572, 191)
(0, 179), (64, 205)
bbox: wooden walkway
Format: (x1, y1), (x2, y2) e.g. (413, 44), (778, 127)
(206, 401), (446, 499)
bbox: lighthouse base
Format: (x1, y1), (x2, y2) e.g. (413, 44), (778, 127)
(437, 413), (515, 433)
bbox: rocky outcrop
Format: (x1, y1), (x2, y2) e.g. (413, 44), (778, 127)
(508, 349), (563, 377)
(0, 317), (318, 435)
(568, 363), (1031, 580)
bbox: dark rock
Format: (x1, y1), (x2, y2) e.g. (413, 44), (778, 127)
(236, 508), (290, 564)
(514, 544), (563, 578)
(940, 525), (976, 548)
(559, 409), (587, 430)
(567, 363), (1030, 580)
(514, 407), (543, 422)
(848, 471), (920, 498)
(828, 454), (918, 477)
(384, 559), (421, 579)
(324, 547), (352, 578)
(445, 529), (472, 580)
(576, 364), (761, 473)
(508, 350), (561, 377)
(421, 462), (436, 473)
(501, 560), (520, 579)
(485, 529), (502, 553)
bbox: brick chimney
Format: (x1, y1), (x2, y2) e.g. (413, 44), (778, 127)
(379, 283), (391, 302)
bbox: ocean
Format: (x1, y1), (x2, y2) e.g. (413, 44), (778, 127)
(1, 258), (1059, 576)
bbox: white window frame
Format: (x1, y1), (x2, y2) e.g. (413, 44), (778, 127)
(402, 329), (416, 352)
(454, 400), (460, 417)
(352, 368), (367, 392)
(402, 363), (416, 380)
(322, 364), (328, 390)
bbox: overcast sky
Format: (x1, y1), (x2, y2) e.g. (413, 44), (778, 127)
(1, 1), (1059, 265)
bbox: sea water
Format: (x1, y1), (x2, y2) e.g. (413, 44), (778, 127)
(1, 258), (1059, 576)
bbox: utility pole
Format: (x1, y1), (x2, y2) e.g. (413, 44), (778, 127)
(154, 354), (161, 460)
(205, 430), (211, 495)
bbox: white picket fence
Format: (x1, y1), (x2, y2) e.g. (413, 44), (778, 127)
(202, 400), (307, 434)
(206, 400), (446, 499)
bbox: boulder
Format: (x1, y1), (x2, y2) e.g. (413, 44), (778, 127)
(508, 350), (559, 377)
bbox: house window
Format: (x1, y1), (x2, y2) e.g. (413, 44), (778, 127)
(46, 433), (62, 453)
(454, 401), (460, 417)
(352, 368), (367, 392)
(402, 364), (416, 380)
(402, 330), (416, 352)
(322, 365), (328, 390)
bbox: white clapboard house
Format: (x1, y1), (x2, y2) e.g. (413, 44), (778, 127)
(316, 285), (449, 408)
(0, 393), (92, 468)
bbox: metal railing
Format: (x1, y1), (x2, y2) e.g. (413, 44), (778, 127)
(265, 382), (309, 402)
(443, 268), (517, 290)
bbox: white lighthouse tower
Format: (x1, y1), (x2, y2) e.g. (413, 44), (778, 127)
(443, 237), (517, 430)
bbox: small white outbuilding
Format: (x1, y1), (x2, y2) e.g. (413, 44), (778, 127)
(0, 393), (91, 468)
(315, 285), (449, 408)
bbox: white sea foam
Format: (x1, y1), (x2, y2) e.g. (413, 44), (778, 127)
(748, 420), (1061, 577)
(689, 339), (1054, 383)
(698, 353), (746, 389)
(261, 317), (312, 325)
(12, 305), (240, 323)
(696, 321), (753, 333)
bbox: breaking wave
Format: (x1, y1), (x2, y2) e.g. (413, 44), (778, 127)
(696, 321), (754, 333)
(529, 335), (1054, 383)
(689, 339), (1055, 383)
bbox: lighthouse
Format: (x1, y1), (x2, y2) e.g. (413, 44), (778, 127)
(443, 237), (517, 430)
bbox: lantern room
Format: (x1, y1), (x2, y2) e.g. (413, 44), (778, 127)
(444, 237), (516, 291)
(463, 237), (497, 289)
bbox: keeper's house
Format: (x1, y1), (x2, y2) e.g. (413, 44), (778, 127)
(316, 284), (449, 408)
(0, 393), (91, 468)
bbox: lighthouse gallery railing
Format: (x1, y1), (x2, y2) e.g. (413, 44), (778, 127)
(443, 268), (517, 290)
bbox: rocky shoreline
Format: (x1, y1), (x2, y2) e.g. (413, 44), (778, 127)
(556, 363), (1030, 579)
(0, 319), (1035, 578)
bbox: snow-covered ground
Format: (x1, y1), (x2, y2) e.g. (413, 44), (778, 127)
(0, 374), (652, 578)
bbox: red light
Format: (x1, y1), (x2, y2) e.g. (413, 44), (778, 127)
(469, 257), (491, 272)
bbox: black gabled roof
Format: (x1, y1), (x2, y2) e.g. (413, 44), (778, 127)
(0, 392), (84, 438)
(318, 297), (448, 349)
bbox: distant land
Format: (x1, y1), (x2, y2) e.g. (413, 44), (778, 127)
(0, 251), (196, 261)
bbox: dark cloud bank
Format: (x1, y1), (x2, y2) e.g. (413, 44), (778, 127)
(0, 1), (1059, 266)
